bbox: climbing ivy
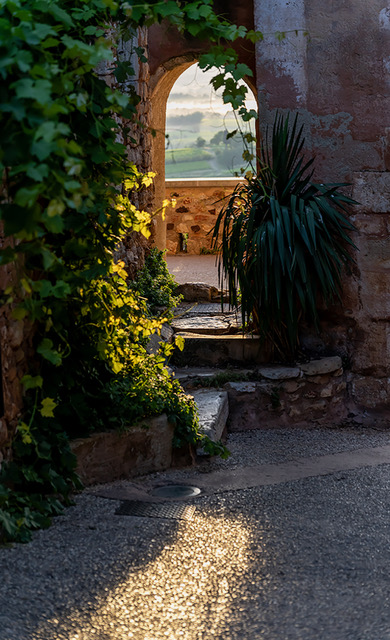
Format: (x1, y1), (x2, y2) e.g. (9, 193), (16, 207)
(0, 0), (258, 542)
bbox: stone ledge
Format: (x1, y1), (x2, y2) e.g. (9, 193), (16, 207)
(171, 333), (267, 367)
(71, 415), (174, 486)
(192, 389), (229, 442)
(166, 177), (244, 188)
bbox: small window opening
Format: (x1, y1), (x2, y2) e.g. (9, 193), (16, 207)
(179, 232), (188, 252)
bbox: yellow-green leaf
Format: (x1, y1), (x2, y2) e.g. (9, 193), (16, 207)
(40, 397), (57, 418)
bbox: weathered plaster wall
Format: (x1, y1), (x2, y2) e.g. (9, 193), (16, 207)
(254, 0), (390, 410)
(164, 179), (242, 254)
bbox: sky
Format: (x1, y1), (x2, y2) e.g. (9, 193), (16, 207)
(167, 64), (257, 116)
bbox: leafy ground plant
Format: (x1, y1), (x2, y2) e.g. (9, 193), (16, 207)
(0, 0), (256, 542)
(211, 112), (358, 358)
(131, 248), (182, 319)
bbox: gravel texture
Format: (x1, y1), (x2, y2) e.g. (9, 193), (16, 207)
(1, 428), (390, 640)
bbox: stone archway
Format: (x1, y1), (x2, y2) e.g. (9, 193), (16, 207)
(148, 56), (258, 250)
(149, 55), (199, 250)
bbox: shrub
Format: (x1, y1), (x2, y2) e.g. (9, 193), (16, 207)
(131, 248), (182, 318)
(211, 113), (357, 358)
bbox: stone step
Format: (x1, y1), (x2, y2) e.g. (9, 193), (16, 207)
(175, 357), (347, 431)
(171, 332), (268, 367)
(175, 302), (236, 317)
(192, 388), (229, 447)
(171, 315), (240, 335)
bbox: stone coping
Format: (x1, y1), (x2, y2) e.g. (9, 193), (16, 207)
(166, 177), (244, 188)
(71, 415), (174, 486)
(176, 356), (343, 383)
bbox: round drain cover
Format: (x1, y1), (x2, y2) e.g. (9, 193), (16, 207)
(151, 485), (201, 499)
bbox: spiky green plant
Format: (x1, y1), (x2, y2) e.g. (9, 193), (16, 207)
(211, 113), (358, 358)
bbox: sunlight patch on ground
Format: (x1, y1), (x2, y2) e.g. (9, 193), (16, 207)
(53, 512), (258, 640)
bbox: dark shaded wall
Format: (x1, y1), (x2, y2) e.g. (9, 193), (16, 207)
(254, 0), (390, 410)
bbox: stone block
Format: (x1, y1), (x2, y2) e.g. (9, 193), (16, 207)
(357, 269), (390, 319)
(257, 365), (301, 380)
(171, 333), (268, 367)
(71, 415), (174, 486)
(309, 374), (331, 385)
(225, 382), (258, 393)
(320, 384), (334, 398)
(282, 380), (301, 393)
(352, 172), (390, 213)
(352, 320), (389, 377)
(175, 283), (218, 302)
(350, 375), (389, 408)
(171, 315), (233, 335)
(192, 389), (229, 442)
(300, 356), (342, 376)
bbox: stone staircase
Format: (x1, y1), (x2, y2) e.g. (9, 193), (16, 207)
(170, 283), (349, 449)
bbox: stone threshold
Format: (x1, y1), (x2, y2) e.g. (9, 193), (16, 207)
(166, 177), (244, 188)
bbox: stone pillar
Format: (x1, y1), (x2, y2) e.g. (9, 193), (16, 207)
(97, 26), (155, 278)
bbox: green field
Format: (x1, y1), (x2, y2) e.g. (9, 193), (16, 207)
(165, 160), (212, 178)
(165, 112), (255, 178)
(165, 148), (211, 164)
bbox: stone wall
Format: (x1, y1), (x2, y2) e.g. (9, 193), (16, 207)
(253, 0), (390, 411)
(0, 226), (35, 462)
(164, 178), (242, 254)
(71, 414), (174, 486)
(97, 26), (154, 278)
(226, 357), (348, 431)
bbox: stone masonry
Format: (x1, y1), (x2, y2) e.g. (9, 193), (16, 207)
(164, 179), (242, 255)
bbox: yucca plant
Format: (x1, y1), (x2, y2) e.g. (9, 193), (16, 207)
(211, 112), (358, 359)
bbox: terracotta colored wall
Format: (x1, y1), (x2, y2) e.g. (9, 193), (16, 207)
(164, 179), (242, 254)
(254, 0), (390, 410)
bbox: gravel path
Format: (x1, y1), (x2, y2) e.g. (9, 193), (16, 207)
(1, 426), (390, 640)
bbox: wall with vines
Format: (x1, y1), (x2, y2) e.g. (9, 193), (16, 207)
(0, 0), (259, 542)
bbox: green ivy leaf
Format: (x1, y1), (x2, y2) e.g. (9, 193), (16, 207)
(36, 339), (62, 366)
(21, 375), (43, 390)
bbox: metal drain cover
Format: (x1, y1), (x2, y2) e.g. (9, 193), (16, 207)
(116, 500), (196, 521)
(151, 485), (201, 499)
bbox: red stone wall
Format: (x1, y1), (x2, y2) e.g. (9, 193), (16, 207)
(164, 179), (242, 254)
(253, 0), (390, 411)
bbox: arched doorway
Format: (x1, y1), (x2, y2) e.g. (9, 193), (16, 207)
(149, 58), (258, 250)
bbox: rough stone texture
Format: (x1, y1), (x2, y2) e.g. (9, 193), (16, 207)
(98, 27), (154, 279)
(226, 366), (348, 432)
(171, 315), (239, 335)
(350, 375), (390, 410)
(175, 282), (219, 302)
(165, 179), (242, 254)
(179, 303), (231, 316)
(0, 225), (36, 460)
(252, 0), (390, 410)
(300, 356), (343, 376)
(192, 389), (229, 442)
(171, 333), (268, 367)
(71, 414), (174, 486)
(257, 365), (301, 380)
